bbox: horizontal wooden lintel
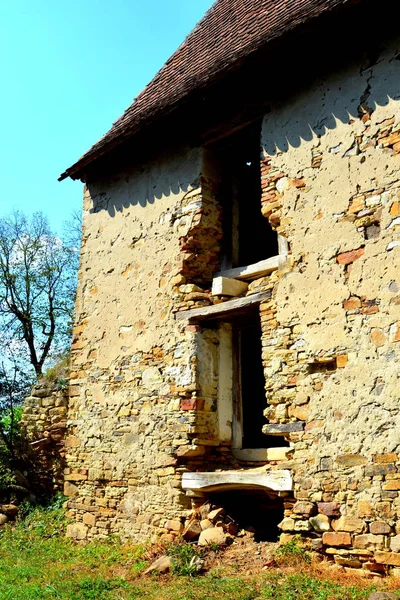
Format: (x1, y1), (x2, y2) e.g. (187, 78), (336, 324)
(175, 290), (272, 323)
(182, 469), (293, 493)
(262, 422), (305, 436)
(215, 254), (287, 281)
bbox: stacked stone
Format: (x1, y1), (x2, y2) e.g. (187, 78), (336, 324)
(21, 380), (68, 492)
(279, 482), (400, 574)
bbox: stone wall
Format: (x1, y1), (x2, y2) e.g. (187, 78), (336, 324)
(21, 380), (68, 493)
(64, 29), (400, 572)
(65, 144), (229, 542)
(257, 36), (400, 572)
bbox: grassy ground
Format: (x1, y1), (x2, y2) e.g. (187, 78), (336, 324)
(0, 502), (399, 600)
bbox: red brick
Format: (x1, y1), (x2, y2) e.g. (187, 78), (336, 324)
(180, 397), (204, 411)
(336, 247), (364, 265)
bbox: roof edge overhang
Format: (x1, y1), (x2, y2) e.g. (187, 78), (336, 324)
(59, 0), (356, 183)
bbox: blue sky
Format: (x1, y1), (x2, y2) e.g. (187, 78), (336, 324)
(0, 0), (214, 234)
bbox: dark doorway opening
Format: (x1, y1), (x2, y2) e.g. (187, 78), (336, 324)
(235, 316), (288, 449)
(210, 488), (284, 542)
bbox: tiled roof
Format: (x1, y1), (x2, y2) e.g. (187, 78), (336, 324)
(60, 0), (350, 181)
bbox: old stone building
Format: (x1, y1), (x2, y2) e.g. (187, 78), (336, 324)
(58, 0), (400, 571)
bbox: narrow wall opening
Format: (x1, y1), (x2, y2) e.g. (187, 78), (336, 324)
(230, 315), (289, 450)
(208, 488), (284, 542)
(205, 122), (278, 272)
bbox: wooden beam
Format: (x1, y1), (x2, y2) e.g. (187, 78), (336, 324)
(175, 290), (272, 322)
(211, 276), (249, 297)
(262, 422), (305, 435)
(215, 254), (287, 281)
(182, 469), (293, 493)
(232, 447), (293, 462)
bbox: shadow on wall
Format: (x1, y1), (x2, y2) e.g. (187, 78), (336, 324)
(262, 44), (400, 157)
(87, 143), (201, 217)
(87, 35), (400, 216)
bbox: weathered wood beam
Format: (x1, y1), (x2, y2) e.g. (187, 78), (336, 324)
(262, 422), (305, 435)
(175, 290), (272, 322)
(182, 469), (293, 493)
(215, 254), (287, 281)
(232, 447), (292, 462)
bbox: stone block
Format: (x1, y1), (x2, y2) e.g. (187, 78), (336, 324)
(368, 594), (397, 600)
(389, 535), (400, 552)
(370, 522), (391, 535)
(332, 516), (365, 534)
(180, 398), (204, 410)
(336, 454), (367, 467)
(365, 464), (396, 477)
(373, 454), (398, 464)
(182, 521), (201, 541)
(208, 508), (225, 522)
(353, 534), (385, 550)
(176, 445), (206, 458)
(143, 556), (172, 575)
(310, 514), (330, 533)
(200, 519), (212, 530)
(322, 532), (351, 547)
(334, 556), (362, 568)
(293, 501), (316, 516)
(262, 422), (304, 435)
(64, 481), (79, 497)
(375, 552), (400, 567)
(198, 526), (227, 546)
(165, 519), (183, 532)
(336, 248), (364, 265)
(383, 480), (400, 491)
(65, 436), (81, 448)
(83, 512), (96, 527)
(278, 517), (295, 532)
(0, 504), (18, 517)
(357, 501), (374, 518)
(294, 520), (312, 532)
(318, 502), (341, 517)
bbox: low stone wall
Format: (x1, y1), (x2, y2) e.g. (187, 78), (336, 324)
(21, 380), (68, 493)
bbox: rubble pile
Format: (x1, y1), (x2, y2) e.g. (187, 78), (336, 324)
(182, 501), (257, 546)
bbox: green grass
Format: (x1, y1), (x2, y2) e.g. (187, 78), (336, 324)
(0, 502), (398, 599)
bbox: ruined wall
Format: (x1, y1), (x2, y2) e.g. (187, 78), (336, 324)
(259, 37), (400, 571)
(65, 28), (400, 571)
(21, 380), (68, 493)
(66, 144), (226, 542)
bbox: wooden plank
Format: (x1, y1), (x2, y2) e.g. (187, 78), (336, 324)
(215, 254), (287, 281)
(262, 422), (305, 435)
(182, 469), (293, 492)
(232, 447), (292, 462)
(278, 235), (289, 255)
(211, 276), (249, 297)
(175, 290), (272, 322)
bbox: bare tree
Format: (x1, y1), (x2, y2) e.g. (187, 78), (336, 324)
(0, 211), (79, 377)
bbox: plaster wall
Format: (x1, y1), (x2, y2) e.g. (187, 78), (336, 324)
(259, 36), (400, 564)
(64, 32), (400, 567)
(66, 145), (224, 541)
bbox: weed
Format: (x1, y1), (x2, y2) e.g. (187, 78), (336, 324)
(275, 536), (311, 566)
(167, 540), (203, 576)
